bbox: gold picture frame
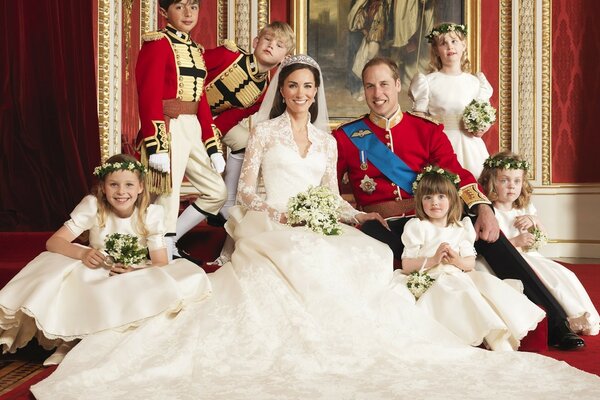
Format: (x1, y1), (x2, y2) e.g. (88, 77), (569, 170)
(292, 0), (481, 124)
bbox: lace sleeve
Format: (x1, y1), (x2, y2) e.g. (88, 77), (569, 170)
(236, 123), (283, 222)
(321, 134), (361, 224)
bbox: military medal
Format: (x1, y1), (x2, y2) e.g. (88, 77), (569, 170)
(360, 150), (368, 170)
(359, 175), (376, 194)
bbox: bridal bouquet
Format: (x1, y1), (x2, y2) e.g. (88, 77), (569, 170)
(104, 233), (147, 266)
(287, 185), (342, 236)
(406, 271), (435, 299)
(462, 99), (497, 134)
(524, 227), (548, 252)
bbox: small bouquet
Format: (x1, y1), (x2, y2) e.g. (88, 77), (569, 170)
(462, 99), (497, 134)
(287, 185), (342, 236)
(406, 271), (435, 299)
(104, 233), (147, 267)
(525, 227), (548, 252)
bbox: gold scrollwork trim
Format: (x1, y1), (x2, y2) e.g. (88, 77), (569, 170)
(217, 0), (229, 43)
(98, 0), (111, 162)
(517, 0), (536, 180)
(257, 0), (269, 31)
(235, 0), (251, 51)
(141, 0), (153, 35)
(499, 0), (512, 152)
(123, 0), (134, 81)
(541, 0), (552, 185)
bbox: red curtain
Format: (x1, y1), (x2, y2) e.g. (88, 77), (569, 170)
(0, 0), (100, 231)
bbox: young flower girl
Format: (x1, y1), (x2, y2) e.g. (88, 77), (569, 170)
(401, 166), (545, 350)
(0, 154), (211, 365)
(409, 22), (493, 178)
(478, 151), (600, 336)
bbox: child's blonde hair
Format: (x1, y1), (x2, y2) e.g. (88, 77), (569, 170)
(478, 151), (532, 209)
(258, 21), (295, 54)
(93, 154), (150, 237)
(414, 172), (463, 225)
(428, 23), (471, 73)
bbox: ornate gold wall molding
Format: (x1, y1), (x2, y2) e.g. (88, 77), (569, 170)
(98, 0), (122, 162)
(541, 0), (552, 185)
(517, 0), (536, 180)
(235, 0), (251, 50)
(217, 0), (229, 43)
(257, 0), (269, 31)
(499, 0), (512, 152)
(140, 0), (156, 34)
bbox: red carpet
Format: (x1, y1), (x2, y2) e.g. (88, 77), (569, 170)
(0, 230), (598, 398)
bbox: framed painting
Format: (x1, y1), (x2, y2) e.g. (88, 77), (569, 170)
(293, 0), (479, 123)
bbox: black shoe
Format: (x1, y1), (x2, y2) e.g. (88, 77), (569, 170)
(206, 212), (227, 227)
(549, 321), (585, 350)
(173, 248), (204, 267)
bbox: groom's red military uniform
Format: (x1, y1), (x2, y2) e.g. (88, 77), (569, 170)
(333, 108), (489, 218)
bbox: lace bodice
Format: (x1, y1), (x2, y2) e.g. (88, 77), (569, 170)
(237, 112), (360, 223)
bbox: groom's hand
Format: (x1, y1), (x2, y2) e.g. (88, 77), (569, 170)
(355, 212), (390, 231)
(474, 204), (500, 242)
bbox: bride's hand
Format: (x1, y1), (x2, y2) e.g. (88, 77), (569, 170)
(278, 213), (288, 225)
(355, 212), (390, 231)
(109, 263), (139, 276)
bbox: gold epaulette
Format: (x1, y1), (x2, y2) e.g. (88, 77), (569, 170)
(221, 39), (237, 52)
(407, 111), (441, 125)
(335, 114), (369, 131)
(142, 30), (166, 42)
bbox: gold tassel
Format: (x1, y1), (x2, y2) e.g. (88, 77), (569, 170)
(140, 146), (172, 195)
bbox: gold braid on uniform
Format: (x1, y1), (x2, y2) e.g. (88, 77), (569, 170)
(204, 124), (223, 155)
(140, 120), (172, 195)
(458, 183), (490, 208)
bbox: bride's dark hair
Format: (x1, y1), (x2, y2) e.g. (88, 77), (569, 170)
(269, 63), (321, 122)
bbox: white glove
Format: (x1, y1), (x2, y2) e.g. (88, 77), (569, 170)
(149, 153), (170, 173)
(210, 153), (226, 173)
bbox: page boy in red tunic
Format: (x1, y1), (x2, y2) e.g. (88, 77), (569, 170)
(136, 0), (227, 260)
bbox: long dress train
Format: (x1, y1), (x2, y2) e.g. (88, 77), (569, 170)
(31, 113), (600, 399)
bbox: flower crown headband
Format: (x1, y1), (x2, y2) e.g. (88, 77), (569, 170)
(280, 54), (320, 71)
(93, 160), (148, 179)
(412, 165), (461, 193)
(483, 156), (530, 171)
(426, 23), (468, 43)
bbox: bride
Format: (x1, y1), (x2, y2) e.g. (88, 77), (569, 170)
(32, 55), (600, 399)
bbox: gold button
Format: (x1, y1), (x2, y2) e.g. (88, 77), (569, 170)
(387, 143), (392, 148)
(385, 134), (390, 139)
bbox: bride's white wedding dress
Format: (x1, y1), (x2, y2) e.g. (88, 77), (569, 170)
(32, 112), (600, 399)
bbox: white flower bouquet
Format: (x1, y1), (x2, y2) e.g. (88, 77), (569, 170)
(525, 227), (548, 252)
(287, 185), (342, 236)
(462, 99), (497, 134)
(406, 271), (435, 299)
(104, 233), (147, 266)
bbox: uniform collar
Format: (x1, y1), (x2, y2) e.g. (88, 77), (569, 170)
(368, 106), (403, 130)
(249, 53), (268, 80)
(165, 24), (191, 43)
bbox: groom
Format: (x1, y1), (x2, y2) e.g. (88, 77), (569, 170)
(332, 57), (585, 351)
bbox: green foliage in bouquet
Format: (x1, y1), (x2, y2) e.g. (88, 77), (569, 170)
(406, 271), (435, 299)
(462, 99), (497, 134)
(287, 186), (342, 236)
(104, 233), (147, 266)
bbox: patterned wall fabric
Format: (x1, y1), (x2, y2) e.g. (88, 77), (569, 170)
(552, 0), (600, 183)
